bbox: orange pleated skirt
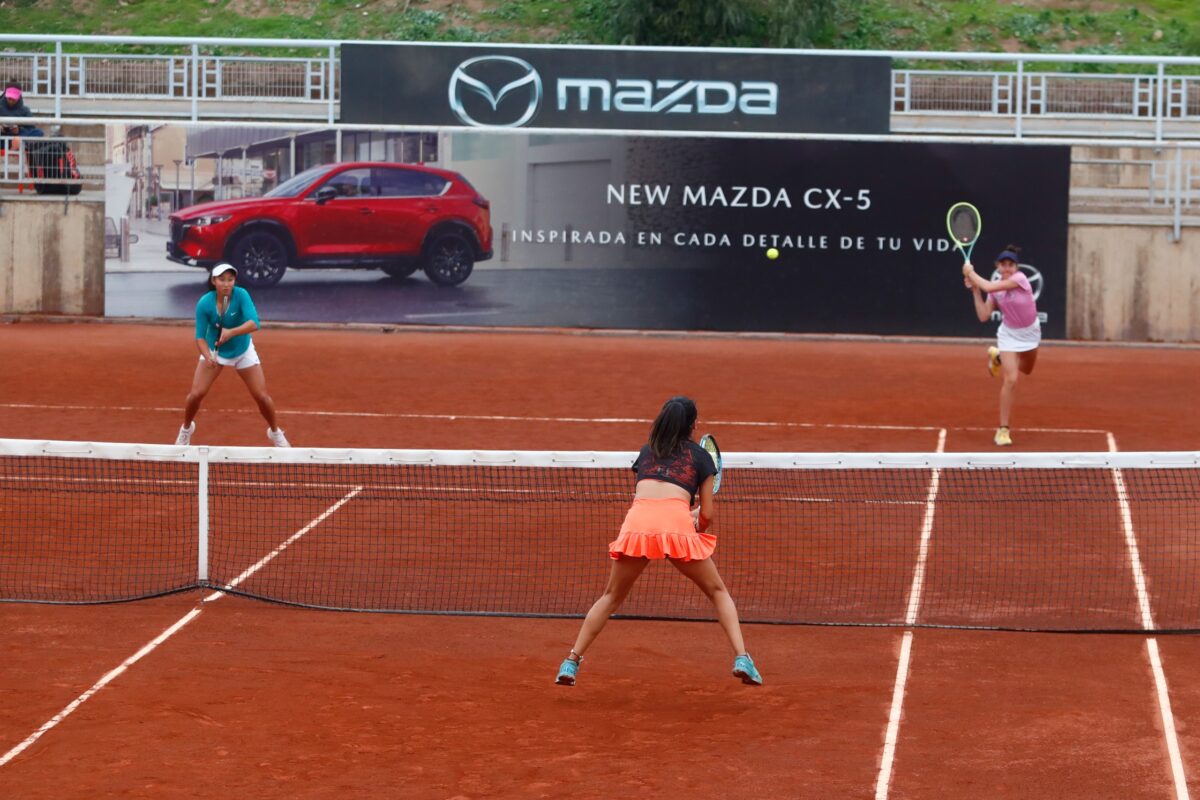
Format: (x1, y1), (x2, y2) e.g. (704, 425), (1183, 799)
(608, 497), (716, 562)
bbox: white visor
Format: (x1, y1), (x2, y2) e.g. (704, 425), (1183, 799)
(211, 263), (237, 278)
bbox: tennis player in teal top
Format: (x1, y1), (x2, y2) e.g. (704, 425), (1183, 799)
(175, 264), (290, 447)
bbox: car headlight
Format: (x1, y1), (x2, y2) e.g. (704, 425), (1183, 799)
(189, 214), (232, 226)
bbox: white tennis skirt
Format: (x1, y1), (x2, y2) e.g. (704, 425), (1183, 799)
(997, 322), (1041, 353)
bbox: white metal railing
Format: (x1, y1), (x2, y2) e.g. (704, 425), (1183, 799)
(44, 51), (335, 102)
(1071, 150), (1200, 241)
(0, 35), (339, 123)
(4, 35), (1200, 140)
(0, 134), (104, 190)
(894, 70), (1180, 118)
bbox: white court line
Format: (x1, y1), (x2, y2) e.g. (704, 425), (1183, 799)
(0, 402), (1109, 435)
(1147, 639), (1191, 800)
(401, 309), (507, 320)
(0, 608), (202, 768)
(956, 424), (1109, 435)
(0, 486), (362, 769)
(1107, 432), (1190, 800)
(874, 427), (945, 800)
(204, 487), (362, 598)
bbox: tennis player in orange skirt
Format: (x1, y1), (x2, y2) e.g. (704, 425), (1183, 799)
(555, 396), (762, 686)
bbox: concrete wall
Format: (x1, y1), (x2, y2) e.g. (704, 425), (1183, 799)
(0, 197), (104, 315)
(1069, 223), (1200, 342)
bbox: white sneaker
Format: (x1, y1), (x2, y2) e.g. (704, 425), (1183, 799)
(267, 427), (291, 447)
(175, 422), (195, 446)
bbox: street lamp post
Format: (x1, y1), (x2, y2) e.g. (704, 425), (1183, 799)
(153, 163), (163, 219)
(173, 159), (182, 213)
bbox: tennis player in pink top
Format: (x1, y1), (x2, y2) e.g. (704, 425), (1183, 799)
(963, 245), (1040, 446)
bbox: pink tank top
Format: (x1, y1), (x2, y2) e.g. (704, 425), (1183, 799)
(991, 272), (1038, 329)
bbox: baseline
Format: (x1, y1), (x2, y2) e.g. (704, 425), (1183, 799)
(0, 402), (1108, 435)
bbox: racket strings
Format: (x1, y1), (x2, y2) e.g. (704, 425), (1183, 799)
(700, 434), (723, 494)
(950, 210), (979, 243)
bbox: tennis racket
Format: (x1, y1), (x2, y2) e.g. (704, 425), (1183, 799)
(211, 310), (222, 362)
(210, 296), (227, 363)
(946, 202), (982, 264)
(699, 433), (723, 495)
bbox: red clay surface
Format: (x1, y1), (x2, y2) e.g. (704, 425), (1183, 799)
(2, 320), (1200, 798)
(894, 631), (1178, 800)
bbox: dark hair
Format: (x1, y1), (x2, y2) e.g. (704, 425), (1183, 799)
(648, 396), (697, 459)
(994, 243), (1022, 264)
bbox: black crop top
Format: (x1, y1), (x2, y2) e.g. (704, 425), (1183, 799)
(632, 440), (718, 501)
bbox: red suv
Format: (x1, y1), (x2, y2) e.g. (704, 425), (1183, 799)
(167, 161), (493, 287)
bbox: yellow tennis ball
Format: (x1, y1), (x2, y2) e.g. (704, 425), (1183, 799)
(766, 247), (779, 260)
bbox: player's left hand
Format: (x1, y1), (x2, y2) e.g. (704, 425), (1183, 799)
(962, 261), (975, 277)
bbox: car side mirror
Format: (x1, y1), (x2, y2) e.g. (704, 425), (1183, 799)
(314, 186), (337, 204)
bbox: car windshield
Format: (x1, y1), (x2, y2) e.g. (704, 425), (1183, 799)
(264, 165), (329, 198)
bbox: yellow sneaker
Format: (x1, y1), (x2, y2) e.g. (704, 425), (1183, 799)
(994, 426), (1012, 446)
(987, 346), (1001, 378)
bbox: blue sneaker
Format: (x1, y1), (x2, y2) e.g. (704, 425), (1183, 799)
(555, 657), (580, 686)
(732, 654), (763, 685)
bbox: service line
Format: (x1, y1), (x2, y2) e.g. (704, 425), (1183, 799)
(0, 402), (1108, 435)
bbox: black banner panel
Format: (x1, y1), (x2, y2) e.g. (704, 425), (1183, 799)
(341, 43), (891, 134)
(449, 136), (1068, 338)
(115, 128), (1069, 339)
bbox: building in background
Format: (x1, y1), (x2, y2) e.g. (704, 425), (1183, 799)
(183, 127), (440, 199)
(108, 124), (217, 216)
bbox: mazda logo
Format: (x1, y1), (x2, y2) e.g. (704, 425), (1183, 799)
(991, 263), (1044, 300)
(449, 55), (542, 128)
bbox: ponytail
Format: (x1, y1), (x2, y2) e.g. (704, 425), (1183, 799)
(648, 396), (697, 459)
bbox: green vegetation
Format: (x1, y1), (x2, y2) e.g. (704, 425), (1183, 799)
(832, 0), (1200, 58)
(0, 0), (1198, 58)
(600, 0), (838, 48)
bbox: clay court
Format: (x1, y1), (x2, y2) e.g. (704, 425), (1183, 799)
(3, 320), (1200, 799)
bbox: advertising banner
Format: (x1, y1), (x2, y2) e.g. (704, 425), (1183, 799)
(341, 43), (891, 134)
(107, 127), (1068, 339)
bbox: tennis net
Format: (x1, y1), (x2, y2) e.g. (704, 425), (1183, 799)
(2, 438), (1199, 632)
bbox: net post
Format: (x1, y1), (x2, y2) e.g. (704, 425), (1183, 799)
(197, 446), (209, 583)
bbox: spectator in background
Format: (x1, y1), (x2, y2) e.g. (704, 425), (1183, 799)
(1, 82), (45, 141)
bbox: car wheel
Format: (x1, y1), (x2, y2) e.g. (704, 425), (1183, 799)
(230, 231), (288, 288)
(381, 263), (419, 280)
(422, 233), (475, 287)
